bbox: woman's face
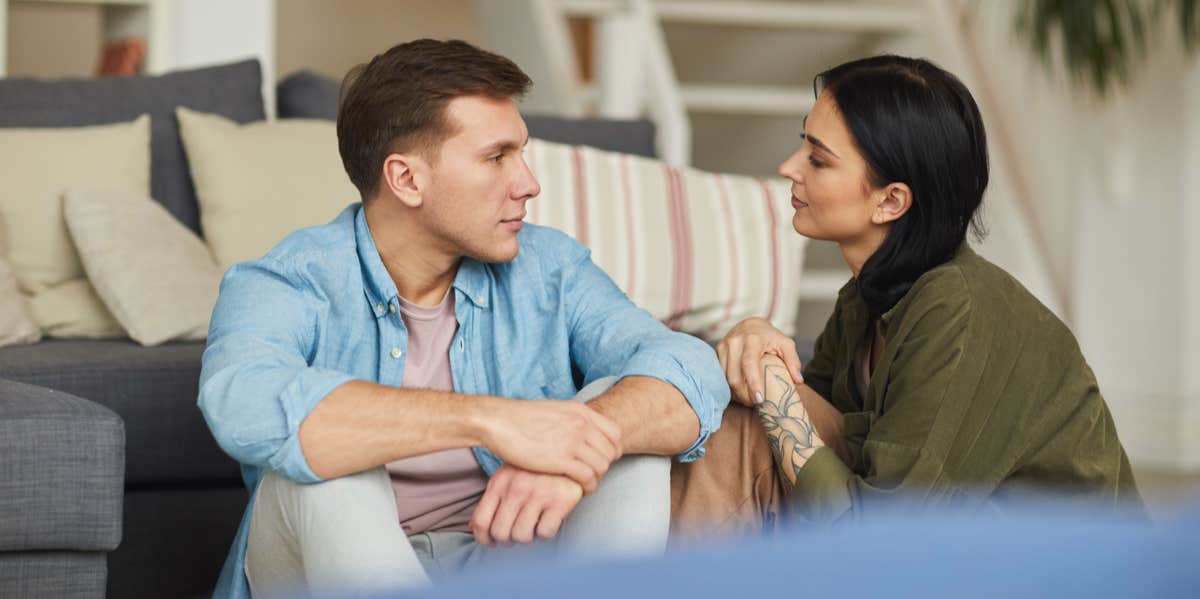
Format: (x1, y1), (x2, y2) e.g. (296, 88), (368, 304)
(779, 91), (884, 244)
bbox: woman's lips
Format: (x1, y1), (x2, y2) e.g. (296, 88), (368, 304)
(791, 196), (809, 208)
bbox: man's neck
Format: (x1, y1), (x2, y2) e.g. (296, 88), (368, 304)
(364, 200), (461, 307)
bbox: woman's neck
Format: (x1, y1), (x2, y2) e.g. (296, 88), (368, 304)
(840, 227), (888, 278)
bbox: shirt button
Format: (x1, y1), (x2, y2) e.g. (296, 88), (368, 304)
(375, 303), (384, 315)
(390, 347), (402, 359)
(389, 303), (397, 313)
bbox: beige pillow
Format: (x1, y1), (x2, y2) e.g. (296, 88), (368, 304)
(176, 107), (359, 270)
(0, 212), (41, 348)
(64, 189), (220, 346)
(0, 115), (149, 338)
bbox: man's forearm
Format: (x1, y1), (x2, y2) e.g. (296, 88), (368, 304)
(756, 355), (825, 488)
(586, 376), (700, 456)
(298, 380), (496, 480)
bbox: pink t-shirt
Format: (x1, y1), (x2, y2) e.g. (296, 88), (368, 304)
(384, 291), (488, 535)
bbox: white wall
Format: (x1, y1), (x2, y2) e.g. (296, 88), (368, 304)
(167, 0), (275, 117)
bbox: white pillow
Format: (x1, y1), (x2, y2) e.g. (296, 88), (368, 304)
(0, 115), (149, 338)
(0, 212), (40, 348)
(176, 107), (359, 270)
(526, 138), (805, 340)
(64, 189), (221, 346)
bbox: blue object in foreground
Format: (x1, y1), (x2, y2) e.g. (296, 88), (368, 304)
(375, 501), (1198, 599)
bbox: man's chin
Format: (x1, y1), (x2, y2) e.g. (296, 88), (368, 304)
(470, 240), (521, 264)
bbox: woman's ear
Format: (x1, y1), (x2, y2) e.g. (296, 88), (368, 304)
(381, 153), (427, 209)
(872, 182), (912, 225)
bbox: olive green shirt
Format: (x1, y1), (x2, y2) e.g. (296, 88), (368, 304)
(793, 245), (1143, 523)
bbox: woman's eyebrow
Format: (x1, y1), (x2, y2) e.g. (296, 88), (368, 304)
(801, 115), (839, 158)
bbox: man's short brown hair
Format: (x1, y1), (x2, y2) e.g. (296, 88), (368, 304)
(336, 39), (532, 200)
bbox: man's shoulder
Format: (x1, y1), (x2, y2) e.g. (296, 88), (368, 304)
(225, 204), (360, 285)
(264, 204), (359, 264)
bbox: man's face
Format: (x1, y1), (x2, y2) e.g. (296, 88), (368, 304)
(418, 95), (540, 264)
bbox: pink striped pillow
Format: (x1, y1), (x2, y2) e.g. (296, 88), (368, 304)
(525, 138), (806, 341)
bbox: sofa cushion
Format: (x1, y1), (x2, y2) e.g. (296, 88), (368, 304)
(0, 59), (265, 233)
(0, 213), (39, 349)
(0, 340), (239, 485)
(0, 379), (123, 552)
(276, 69), (659, 158)
(0, 116), (150, 339)
(64, 189), (219, 346)
(176, 107), (357, 270)
(0, 552), (107, 599)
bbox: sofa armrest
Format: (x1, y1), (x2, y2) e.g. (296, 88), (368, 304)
(0, 378), (124, 553)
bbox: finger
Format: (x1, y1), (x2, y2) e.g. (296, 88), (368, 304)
(471, 476), (506, 546)
(716, 341), (729, 372)
(535, 501), (571, 541)
(742, 340), (765, 404)
(564, 460), (598, 495)
(510, 500), (543, 545)
(724, 337), (746, 403)
(577, 440), (613, 482)
(776, 341), (805, 385)
(489, 488), (524, 547)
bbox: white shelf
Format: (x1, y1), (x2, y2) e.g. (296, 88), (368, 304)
(681, 83), (815, 115)
(561, 1), (922, 32)
(653, 1), (922, 32)
(1, 0), (170, 77)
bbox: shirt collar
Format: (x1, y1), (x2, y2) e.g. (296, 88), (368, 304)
(452, 258), (491, 309)
(355, 206), (399, 319)
(355, 205), (491, 317)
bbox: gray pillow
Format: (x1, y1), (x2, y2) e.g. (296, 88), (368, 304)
(276, 69), (659, 158)
(0, 59), (265, 234)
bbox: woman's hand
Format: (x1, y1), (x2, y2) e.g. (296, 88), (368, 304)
(716, 318), (805, 407)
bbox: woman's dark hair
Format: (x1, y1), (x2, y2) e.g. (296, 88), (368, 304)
(815, 55), (989, 317)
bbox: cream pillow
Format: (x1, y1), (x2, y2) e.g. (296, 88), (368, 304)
(176, 107), (359, 270)
(0, 115), (148, 337)
(525, 138), (806, 341)
(0, 212), (41, 348)
(64, 189), (220, 346)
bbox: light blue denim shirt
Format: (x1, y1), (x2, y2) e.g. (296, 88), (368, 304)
(198, 204), (729, 599)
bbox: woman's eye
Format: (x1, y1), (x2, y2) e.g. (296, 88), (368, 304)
(490, 154), (504, 163)
(808, 155), (824, 168)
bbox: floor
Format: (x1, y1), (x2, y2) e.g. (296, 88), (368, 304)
(1132, 467), (1200, 521)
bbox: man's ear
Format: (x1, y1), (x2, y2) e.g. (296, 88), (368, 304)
(872, 182), (912, 225)
(381, 153), (427, 208)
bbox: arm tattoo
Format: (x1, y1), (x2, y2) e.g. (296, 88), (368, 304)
(756, 364), (823, 487)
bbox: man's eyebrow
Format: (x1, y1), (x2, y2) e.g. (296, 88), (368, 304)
(480, 138), (530, 155)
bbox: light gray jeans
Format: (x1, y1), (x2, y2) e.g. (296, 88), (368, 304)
(245, 377), (671, 599)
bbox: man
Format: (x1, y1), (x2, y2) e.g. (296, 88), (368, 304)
(198, 39), (729, 599)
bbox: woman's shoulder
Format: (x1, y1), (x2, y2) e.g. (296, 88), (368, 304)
(898, 245), (1069, 338)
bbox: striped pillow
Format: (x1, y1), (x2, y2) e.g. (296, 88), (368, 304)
(525, 138), (806, 341)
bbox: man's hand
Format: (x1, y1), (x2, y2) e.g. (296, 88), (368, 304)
(481, 398), (622, 494)
(716, 317), (805, 407)
(470, 464), (583, 546)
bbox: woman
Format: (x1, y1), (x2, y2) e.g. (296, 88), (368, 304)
(716, 55), (1142, 523)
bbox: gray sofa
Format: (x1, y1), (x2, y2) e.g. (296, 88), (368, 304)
(0, 61), (659, 598)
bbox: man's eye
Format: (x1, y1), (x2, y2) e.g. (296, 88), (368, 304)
(808, 156), (825, 168)
(490, 154), (504, 163)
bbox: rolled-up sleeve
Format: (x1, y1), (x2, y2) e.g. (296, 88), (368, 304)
(198, 260), (355, 483)
(561, 247), (730, 462)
